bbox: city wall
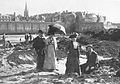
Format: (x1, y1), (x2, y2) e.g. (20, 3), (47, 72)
(0, 21), (62, 34)
(0, 21), (105, 34)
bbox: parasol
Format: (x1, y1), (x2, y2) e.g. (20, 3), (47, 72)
(47, 24), (66, 35)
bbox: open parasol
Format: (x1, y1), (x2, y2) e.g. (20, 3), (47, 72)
(47, 24), (66, 35)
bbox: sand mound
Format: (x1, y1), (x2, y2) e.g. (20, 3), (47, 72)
(7, 49), (37, 66)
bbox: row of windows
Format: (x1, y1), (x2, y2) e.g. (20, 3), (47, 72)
(0, 16), (11, 21)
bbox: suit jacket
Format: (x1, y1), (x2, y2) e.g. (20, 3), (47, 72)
(32, 36), (46, 52)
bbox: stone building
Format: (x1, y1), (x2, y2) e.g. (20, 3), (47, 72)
(0, 15), (12, 21)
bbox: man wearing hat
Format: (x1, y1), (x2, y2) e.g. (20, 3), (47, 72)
(65, 33), (81, 76)
(32, 30), (46, 72)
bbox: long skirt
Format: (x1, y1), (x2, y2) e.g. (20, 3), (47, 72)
(65, 57), (80, 75)
(43, 44), (56, 70)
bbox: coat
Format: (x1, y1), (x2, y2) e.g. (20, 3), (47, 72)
(32, 36), (46, 70)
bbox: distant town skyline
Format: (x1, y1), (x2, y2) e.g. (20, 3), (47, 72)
(0, 0), (120, 23)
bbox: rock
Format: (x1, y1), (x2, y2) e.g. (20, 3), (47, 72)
(38, 81), (52, 84)
(84, 78), (96, 83)
(0, 61), (3, 68)
(99, 79), (105, 83)
(115, 70), (120, 77)
(52, 79), (65, 84)
(64, 78), (79, 84)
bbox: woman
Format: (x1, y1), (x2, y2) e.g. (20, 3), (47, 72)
(80, 45), (98, 74)
(65, 33), (81, 76)
(43, 35), (57, 71)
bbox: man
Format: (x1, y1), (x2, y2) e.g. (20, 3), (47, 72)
(80, 45), (98, 74)
(32, 30), (46, 72)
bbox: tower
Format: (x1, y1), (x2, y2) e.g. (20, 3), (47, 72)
(24, 2), (29, 20)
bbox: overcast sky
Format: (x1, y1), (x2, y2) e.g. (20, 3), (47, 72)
(0, 0), (120, 23)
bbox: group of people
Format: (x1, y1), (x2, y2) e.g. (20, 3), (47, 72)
(32, 29), (99, 76)
(32, 30), (57, 72)
(24, 33), (32, 43)
(1, 33), (13, 48)
(65, 33), (98, 76)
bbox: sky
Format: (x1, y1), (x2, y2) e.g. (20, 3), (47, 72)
(0, 0), (120, 23)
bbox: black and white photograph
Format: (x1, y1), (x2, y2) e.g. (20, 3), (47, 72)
(0, 0), (120, 84)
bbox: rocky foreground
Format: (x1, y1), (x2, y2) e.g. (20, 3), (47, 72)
(0, 37), (120, 84)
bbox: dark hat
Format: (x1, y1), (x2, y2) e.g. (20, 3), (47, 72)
(38, 30), (43, 34)
(69, 33), (78, 38)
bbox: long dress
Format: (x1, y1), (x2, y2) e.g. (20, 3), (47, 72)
(43, 36), (56, 70)
(65, 41), (80, 75)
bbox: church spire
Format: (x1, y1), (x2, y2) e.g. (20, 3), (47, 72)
(25, 2), (27, 11)
(24, 2), (29, 20)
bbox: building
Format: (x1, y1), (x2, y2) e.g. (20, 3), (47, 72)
(0, 14), (12, 21)
(112, 23), (120, 29)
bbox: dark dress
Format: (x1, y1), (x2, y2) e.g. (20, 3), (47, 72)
(86, 52), (97, 67)
(32, 36), (46, 70)
(65, 41), (80, 75)
(81, 51), (97, 74)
